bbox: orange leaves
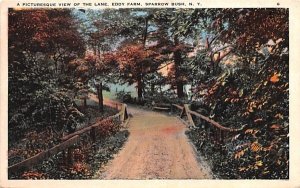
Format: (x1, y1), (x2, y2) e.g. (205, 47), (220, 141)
(208, 85), (219, 95)
(74, 148), (85, 162)
(242, 111), (250, 117)
(238, 167), (247, 172)
(234, 149), (245, 159)
(95, 118), (119, 138)
(225, 97), (240, 103)
(70, 162), (89, 174)
(84, 53), (99, 65)
(270, 73), (280, 83)
(245, 129), (259, 138)
(102, 52), (117, 64)
(250, 141), (262, 152)
(254, 118), (263, 123)
(115, 44), (158, 74)
(239, 161), (264, 172)
(263, 141), (278, 152)
(68, 58), (85, 68)
(245, 129), (255, 134)
(274, 113), (284, 119)
(270, 124), (282, 131)
(247, 101), (257, 113)
(234, 143), (249, 159)
(245, 129), (259, 139)
(76, 65), (89, 73)
(234, 141), (263, 163)
(21, 171), (46, 179)
(255, 160), (263, 167)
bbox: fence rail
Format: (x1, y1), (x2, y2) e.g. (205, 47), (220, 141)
(61, 104), (128, 141)
(8, 103), (128, 172)
(171, 103), (243, 132)
(8, 136), (80, 172)
(152, 103), (244, 143)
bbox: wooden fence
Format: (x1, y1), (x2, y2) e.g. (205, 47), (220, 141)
(61, 104), (128, 141)
(154, 103), (244, 143)
(8, 103), (128, 173)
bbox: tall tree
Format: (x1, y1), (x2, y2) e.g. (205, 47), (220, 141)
(111, 43), (160, 100)
(151, 9), (194, 98)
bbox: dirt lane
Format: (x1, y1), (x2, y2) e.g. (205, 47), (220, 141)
(95, 106), (212, 179)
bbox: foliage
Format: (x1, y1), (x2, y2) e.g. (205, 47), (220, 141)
(8, 8), (289, 179)
(115, 91), (132, 103)
(9, 126), (129, 179)
(8, 8), (86, 138)
(184, 8), (288, 179)
(110, 43), (161, 99)
(151, 9), (195, 98)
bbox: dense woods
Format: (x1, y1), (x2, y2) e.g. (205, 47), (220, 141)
(8, 8), (288, 179)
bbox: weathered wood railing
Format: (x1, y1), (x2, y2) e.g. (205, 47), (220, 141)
(8, 103), (128, 172)
(8, 136), (80, 172)
(61, 104), (128, 141)
(169, 103), (244, 143)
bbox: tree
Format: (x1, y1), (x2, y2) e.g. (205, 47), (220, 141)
(73, 9), (151, 104)
(150, 9), (195, 98)
(112, 43), (159, 100)
(79, 9), (171, 101)
(8, 9), (85, 137)
(180, 8), (289, 178)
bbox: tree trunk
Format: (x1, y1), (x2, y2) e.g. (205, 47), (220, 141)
(151, 83), (155, 95)
(176, 82), (184, 98)
(143, 17), (149, 48)
(83, 98), (87, 108)
(97, 82), (103, 112)
(137, 79), (143, 101)
(173, 35), (184, 98)
(54, 61), (58, 74)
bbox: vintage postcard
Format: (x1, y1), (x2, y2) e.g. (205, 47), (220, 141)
(0, 0), (300, 187)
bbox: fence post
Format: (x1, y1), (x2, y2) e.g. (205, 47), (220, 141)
(90, 127), (96, 142)
(184, 104), (196, 127)
(67, 147), (74, 166)
(220, 129), (224, 144)
(207, 126), (210, 140)
(180, 107), (185, 118)
(120, 104), (128, 121)
(62, 150), (66, 165)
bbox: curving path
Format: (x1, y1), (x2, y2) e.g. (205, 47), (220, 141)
(94, 103), (212, 179)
